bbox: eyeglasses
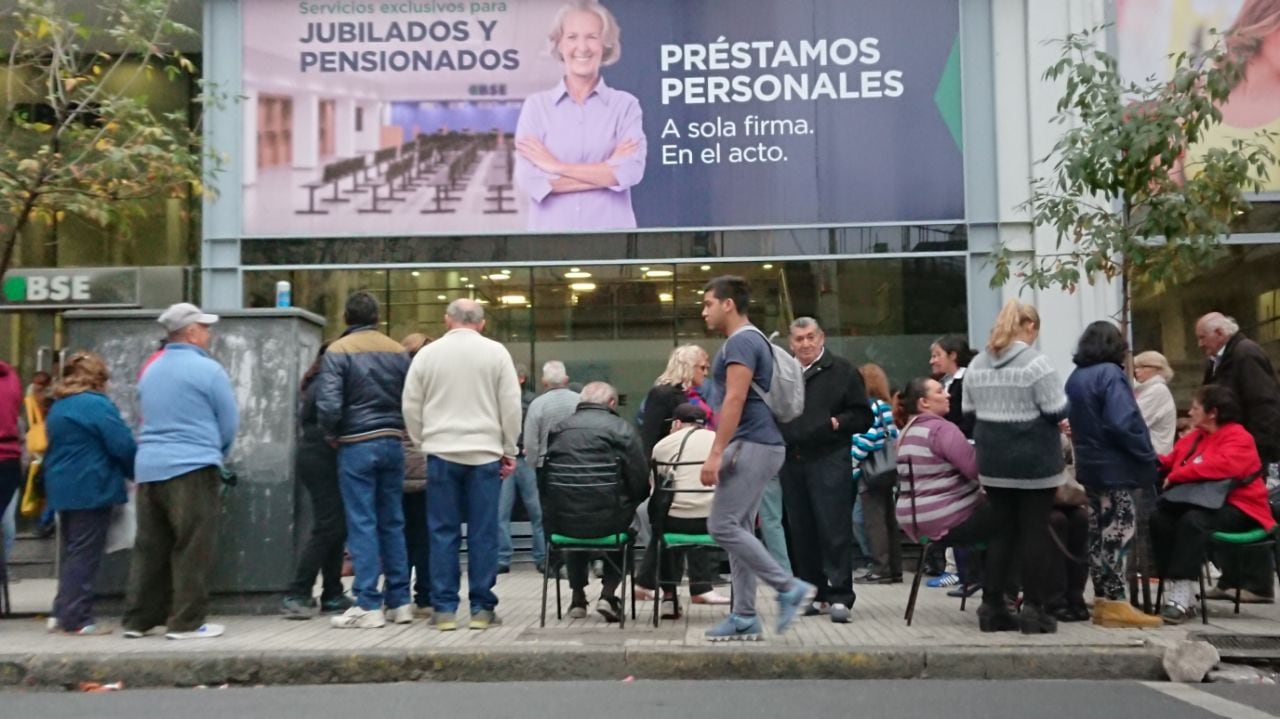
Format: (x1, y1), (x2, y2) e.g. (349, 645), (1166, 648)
(698, 365), (710, 370)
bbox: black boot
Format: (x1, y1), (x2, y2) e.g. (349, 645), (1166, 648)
(1019, 603), (1058, 634)
(977, 602), (1018, 632)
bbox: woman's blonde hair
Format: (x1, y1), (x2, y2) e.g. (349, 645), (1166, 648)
(549, 1), (622, 66)
(53, 351), (109, 399)
(655, 344), (708, 389)
(986, 299), (1041, 355)
(859, 363), (892, 403)
(1134, 350), (1175, 382)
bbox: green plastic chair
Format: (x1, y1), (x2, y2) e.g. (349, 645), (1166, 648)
(538, 460), (637, 629)
(1157, 526), (1279, 625)
(647, 457), (728, 627)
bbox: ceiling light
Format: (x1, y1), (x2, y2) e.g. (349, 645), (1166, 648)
(499, 294), (527, 305)
(436, 294), (446, 300)
(645, 269), (673, 278)
(640, 266), (650, 272)
(477, 298), (489, 304)
(762, 263), (774, 270)
(700, 265), (711, 271)
(501, 269), (511, 275)
(466, 283), (475, 289)
(569, 267), (580, 272)
(411, 271), (421, 277)
(564, 270), (592, 279)
(659, 292), (673, 303)
(459, 276), (470, 282)
(487, 273), (509, 281)
(570, 282), (597, 292)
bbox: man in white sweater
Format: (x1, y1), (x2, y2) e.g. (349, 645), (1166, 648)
(402, 299), (523, 631)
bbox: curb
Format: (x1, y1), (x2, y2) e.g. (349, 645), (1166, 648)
(0, 645), (1166, 689)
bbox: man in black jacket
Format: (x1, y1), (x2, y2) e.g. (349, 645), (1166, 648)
(541, 382), (649, 622)
(779, 317), (873, 623)
(316, 292), (413, 629)
(1197, 312), (1280, 601)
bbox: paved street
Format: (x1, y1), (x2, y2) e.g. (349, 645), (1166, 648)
(5, 680), (1280, 719)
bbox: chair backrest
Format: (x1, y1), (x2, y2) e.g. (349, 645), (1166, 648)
(538, 459), (625, 536)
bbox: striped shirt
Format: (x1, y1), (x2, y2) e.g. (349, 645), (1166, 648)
(894, 412), (983, 542)
(851, 399), (898, 481)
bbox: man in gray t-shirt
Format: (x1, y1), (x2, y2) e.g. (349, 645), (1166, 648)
(699, 276), (813, 642)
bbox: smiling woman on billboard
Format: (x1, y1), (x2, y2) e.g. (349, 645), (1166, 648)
(514, 0), (647, 231)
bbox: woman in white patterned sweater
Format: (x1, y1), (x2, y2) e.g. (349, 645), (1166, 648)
(963, 299), (1070, 635)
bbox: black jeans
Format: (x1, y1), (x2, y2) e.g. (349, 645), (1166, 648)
(781, 448), (857, 605)
(982, 486), (1056, 608)
(1044, 505), (1089, 610)
(1151, 502), (1261, 581)
(287, 446), (347, 601)
(123, 466), (221, 633)
(402, 490), (431, 608)
(0, 459), (19, 581)
(53, 507), (112, 631)
(567, 549), (624, 599)
(637, 516), (718, 595)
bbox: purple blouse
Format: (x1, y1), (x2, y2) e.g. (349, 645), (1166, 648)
(514, 77), (646, 231)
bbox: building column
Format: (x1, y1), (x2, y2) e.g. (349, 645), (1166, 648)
(335, 97), (357, 159)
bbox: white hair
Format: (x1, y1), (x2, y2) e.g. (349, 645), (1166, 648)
(790, 317), (823, 334)
(446, 299), (485, 325)
(548, 1), (621, 66)
(1205, 314), (1240, 337)
(542, 360), (569, 387)
(578, 381), (618, 406)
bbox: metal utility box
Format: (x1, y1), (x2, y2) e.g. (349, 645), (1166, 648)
(61, 308), (325, 595)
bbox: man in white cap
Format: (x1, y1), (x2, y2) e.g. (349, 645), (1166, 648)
(122, 302), (239, 640)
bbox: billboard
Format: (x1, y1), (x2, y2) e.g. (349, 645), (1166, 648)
(242, 0), (964, 237)
(1117, 0), (1280, 193)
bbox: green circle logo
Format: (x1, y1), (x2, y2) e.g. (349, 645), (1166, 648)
(2, 276), (25, 302)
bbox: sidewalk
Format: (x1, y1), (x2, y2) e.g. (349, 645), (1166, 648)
(2, 567), (1276, 689)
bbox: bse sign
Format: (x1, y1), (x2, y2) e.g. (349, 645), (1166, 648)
(1, 268), (140, 309)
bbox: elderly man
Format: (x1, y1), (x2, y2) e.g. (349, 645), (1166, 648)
(123, 303), (238, 640)
(403, 299), (522, 631)
(1196, 311), (1280, 602)
(778, 317), (873, 623)
(541, 382), (648, 622)
(500, 361), (578, 573)
(317, 292), (413, 630)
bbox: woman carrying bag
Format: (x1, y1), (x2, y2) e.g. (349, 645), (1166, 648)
(852, 363), (902, 585)
(43, 353), (136, 635)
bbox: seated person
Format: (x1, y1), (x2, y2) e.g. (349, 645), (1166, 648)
(635, 403), (729, 610)
(1152, 385), (1276, 624)
(540, 382), (649, 622)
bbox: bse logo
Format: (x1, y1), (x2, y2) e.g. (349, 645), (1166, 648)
(3, 275), (91, 303)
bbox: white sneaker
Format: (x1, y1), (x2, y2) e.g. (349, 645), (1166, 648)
(165, 623), (225, 640)
(388, 604), (415, 624)
(330, 606), (386, 629)
(692, 590), (731, 605)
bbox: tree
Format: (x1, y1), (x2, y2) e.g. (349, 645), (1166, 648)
(992, 27), (1276, 330)
(0, 0), (217, 282)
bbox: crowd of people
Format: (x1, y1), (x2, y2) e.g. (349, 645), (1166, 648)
(2, 278), (1279, 642)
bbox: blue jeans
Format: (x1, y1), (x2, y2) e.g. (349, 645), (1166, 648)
(498, 457), (546, 568)
(427, 456), (502, 614)
(2, 491), (15, 563)
(337, 438), (410, 611)
(758, 474), (792, 574)
(851, 484), (872, 568)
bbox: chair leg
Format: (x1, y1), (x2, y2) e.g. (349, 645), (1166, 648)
(1199, 562), (1209, 625)
(653, 542), (662, 628)
(556, 554), (563, 620)
(905, 544), (929, 626)
(541, 553), (550, 628)
(619, 546), (628, 630)
(629, 544), (637, 622)
(1156, 575), (1164, 611)
(1141, 570), (1153, 614)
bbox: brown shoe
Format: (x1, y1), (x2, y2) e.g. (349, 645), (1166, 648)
(1092, 599), (1163, 629)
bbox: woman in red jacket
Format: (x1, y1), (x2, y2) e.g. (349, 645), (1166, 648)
(1151, 385), (1276, 624)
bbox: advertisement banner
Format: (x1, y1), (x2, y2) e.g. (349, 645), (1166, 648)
(242, 0), (964, 237)
(1117, 0), (1280, 193)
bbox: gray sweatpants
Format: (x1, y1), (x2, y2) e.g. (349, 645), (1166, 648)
(708, 440), (790, 616)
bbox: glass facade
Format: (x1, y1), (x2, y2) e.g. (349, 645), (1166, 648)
(245, 251), (969, 412)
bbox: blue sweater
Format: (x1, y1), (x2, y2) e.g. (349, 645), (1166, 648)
(44, 392), (136, 511)
(135, 343), (239, 483)
(1065, 362), (1158, 490)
